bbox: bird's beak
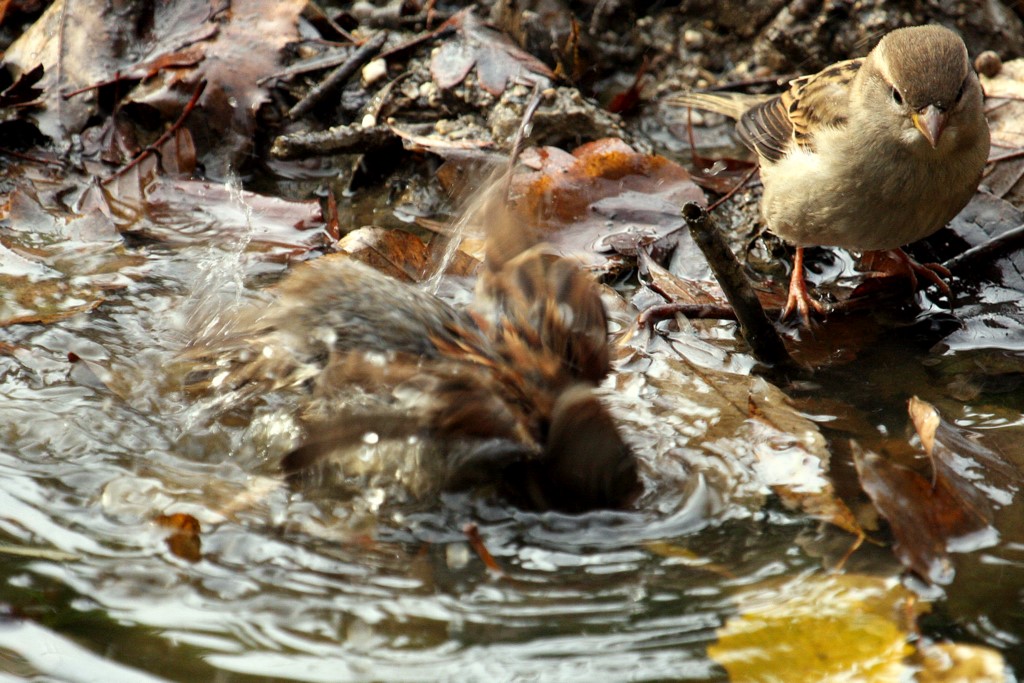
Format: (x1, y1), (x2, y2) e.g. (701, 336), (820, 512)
(912, 105), (948, 148)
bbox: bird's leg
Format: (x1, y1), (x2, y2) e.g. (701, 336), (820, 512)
(781, 246), (827, 324)
(859, 249), (953, 300)
(893, 248), (953, 300)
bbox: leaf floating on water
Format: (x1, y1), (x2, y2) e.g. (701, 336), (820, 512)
(853, 446), (968, 585)
(155, 512), (202, 563)
(909, 396), (1023, 503)
(708, 574), (918, 682)
(852, 399), (1017, 585)
(915, 641), (1008, 683)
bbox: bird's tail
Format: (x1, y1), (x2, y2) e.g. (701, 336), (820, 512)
(666, 91), (771, 120)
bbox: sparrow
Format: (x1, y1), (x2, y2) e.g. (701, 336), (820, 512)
(181, 198), (640, 514)
(670, 25), (990, 322)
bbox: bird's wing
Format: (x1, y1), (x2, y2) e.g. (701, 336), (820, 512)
(737, 58), (863, 163)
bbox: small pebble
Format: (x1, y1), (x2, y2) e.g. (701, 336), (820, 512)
(361, 113), (376, 128)
(974, 50), (1001, 78)
(361, 58), (388, 85)
(683, 29), (705, 49)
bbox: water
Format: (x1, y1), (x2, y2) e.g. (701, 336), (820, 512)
(1, 188), (1023, 681)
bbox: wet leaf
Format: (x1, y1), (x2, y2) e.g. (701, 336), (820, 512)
(0, 181), (144, 326)
(910, 396), (1023, 508)
(155, 512), (202, 563)
(337, 227), (478, 282)
(637, 250), (721, 307)
(747, 378), (861, 537)
(99, 152), (330, 255)
(612, 338), (851, 525)
(852, 399), (1019, 584)
(430, 9), (554, 96)
(853, 445), (972, 585)
(510, 138), (705, 271)
(4, 0), (304, 174)
(981, 58), (1024, 207)
(708, 574), (918, 682)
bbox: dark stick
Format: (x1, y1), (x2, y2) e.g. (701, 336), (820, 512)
(288, 31), (388, 120)
(943, 222), (1024, 274)
(271, 122), (395, 159)
(682, 202), (794, 368)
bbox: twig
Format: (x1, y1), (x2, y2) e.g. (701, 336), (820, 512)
(102, 79), (207, 184)
(640, 303), (743, 324)
(62, 72), (127, 99)
(258, 50), (357, 86)
(503, 82), (543, 200)
(377, 22), (454, 61)
(707, 164), (759, 212)
(288, 31), (388, 120)
(682, 202), (794, 368)
(463, 523), (504, 577)
(0, 149), (65, 167)
(640, 281), (931, 326)
(943, 222), (1024, 275)
(271, 122), (395, 159)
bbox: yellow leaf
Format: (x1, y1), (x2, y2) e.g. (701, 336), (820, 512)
(708, 574), (918, 682)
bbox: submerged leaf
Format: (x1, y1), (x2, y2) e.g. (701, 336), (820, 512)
(708, 574), (918, 682)
(853, 399), (1018, 584)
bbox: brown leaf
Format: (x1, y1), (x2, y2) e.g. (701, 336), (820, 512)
(155, 512), (202, 563)
(981, 58), (1024, 206)
(430, 9), (554, 96)
(747, 378), (862, 537)
(851, 430), (995, 585)
(509, 138), (705, 271)
(98, 151), (329, 256)
(4, 0), (304, 173)
(337, 227), (479, 282)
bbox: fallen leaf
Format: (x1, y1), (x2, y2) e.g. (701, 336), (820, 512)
(509, 138), (705, 271)
(708, 574), (918, 682)
(851, 397), (1020, 587)
(747, 378), (862, 537)
(981, 58), (1024, 207)
(337, 227), (478, 282)
(430, 9), (554, 96)
(915, 641), (1008, 682)
(155, 512), (202, 563)
(4, 0), (305, 174)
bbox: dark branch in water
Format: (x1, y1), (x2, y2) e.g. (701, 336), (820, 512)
(682, 202), (795, 369)
(943, 222), (1024, 275)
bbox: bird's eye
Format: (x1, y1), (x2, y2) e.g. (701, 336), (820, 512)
(954, 78), (966, 103)
(891, 87), (904, 105)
